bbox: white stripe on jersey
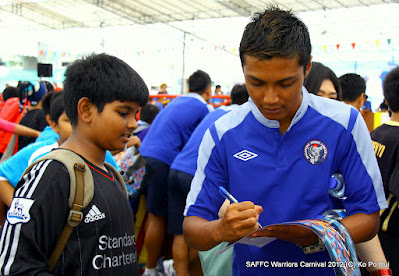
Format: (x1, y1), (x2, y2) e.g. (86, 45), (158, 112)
(184, 129), (215, 216)
(352, 116), (386, 209)
(184, 105), (249, 215)
(0, 159), (52, 274)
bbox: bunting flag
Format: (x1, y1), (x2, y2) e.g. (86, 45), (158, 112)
(322, 45), (327, 51)
(351, 43), (356, 49)
(387, 38), (392, 45)
(376, 40), (380, 47)
(336, 44), (340, 50)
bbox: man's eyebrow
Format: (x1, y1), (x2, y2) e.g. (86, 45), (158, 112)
(247, 75), (296, 83)
(247, 75), (264, 82)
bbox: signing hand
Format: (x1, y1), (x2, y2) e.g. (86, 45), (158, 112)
(215, 201), (263, 243)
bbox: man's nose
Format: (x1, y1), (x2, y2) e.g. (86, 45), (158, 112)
(263, 85), (279, 104)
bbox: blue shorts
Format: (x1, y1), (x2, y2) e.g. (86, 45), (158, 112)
(143, 156), (170, 216)
(168, 169), (193, 234)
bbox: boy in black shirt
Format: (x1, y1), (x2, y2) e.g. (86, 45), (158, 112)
(371, 66), (399, 276)
(0, 53), (149, 275)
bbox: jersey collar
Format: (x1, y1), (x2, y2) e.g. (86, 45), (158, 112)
(249, 86), (309, 131)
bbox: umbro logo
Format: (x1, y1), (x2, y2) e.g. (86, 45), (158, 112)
(233, 150), (258, 161)
(84, 205), (105, 223)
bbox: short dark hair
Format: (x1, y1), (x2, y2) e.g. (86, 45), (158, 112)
(2, 86), (19, 102)
(139, 103), (160, 124)
(304, 62), (342, 101)
(49, 92), (65, 123)
(41, 91), (60, 116)
(188, 70), (211, 94)
(239, 6), (311, 70)
(63, 53), (149, 126)
(230, 84), (249, 105)
(383, 66), (399, 112)
(339, 73), (366, 102)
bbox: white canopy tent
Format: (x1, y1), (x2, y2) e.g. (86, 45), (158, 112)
(1, 0), (399, 106)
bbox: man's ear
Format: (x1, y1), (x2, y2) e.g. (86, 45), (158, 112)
(77, 97), (94, 124)
(304, 56), (313, 78)
(355, 93), (365, 111)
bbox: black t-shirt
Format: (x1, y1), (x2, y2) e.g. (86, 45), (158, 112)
(0, 157), (137, 275)
(18, 109), (48, 150)
(371, 122), (399, 235)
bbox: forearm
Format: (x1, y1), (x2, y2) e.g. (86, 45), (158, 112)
(341, 211), (379, 243)
(355, 235), (388, 271)
(183, 216), (223, 251)
(0, 180), (15, 207)
(14, 124), (41, 137)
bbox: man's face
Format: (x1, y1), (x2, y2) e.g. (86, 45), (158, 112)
(243, 55), (311, 131)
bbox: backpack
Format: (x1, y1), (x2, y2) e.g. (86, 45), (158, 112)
(21, 148), (127, 272)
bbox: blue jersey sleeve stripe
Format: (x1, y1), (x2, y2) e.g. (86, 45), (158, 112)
(351, 114), (388, 210)
(209, 124), (219, 145)
(347, 107), (358, 133)
(184, 129), (215, 216)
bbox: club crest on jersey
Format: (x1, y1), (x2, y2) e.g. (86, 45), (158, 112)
(7, 198), (35, 224)
(304, 140), (328, 165)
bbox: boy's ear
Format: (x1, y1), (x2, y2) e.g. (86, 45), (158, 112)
(45, 114), (52, 125)
(48, 119), (59, 134)
(77, 97), (94, 124)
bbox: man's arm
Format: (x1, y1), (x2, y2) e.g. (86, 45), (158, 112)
(341, 211), (379, 243)
(0, 180), (14, 207)
(248, 211), (379, 247)
(14, 124), (41, 137)
(184, 201), (263, 251)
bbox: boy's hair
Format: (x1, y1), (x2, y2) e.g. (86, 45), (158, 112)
(41, 91), (57, 116)
(383, 66), (399, 112)
(49, 92), (65, 123)
(63, 53), (149, 126)
(230, 84), (249, 105)
(239, 6), (311, 70)
(2, 86), (19, 102)
(304, 62), (342, 101)
(188, 70), (212, 94)
(139, 103), (160, 125)
(339, 73), (366, 102)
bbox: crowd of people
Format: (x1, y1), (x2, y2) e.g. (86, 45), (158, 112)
(0, 5), (398, 276)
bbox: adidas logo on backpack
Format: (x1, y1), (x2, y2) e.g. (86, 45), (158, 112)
(84, 205), (105, 223)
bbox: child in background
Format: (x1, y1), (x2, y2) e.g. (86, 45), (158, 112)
(371, 66), (399, 276)
(0, 92), (69, 223)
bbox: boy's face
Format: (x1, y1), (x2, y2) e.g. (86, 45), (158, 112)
(90, 100), (140, 151)
(51, 112), (72, 145)
(243, 55), (311, 130)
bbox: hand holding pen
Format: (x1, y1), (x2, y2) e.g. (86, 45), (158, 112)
(219, 186), (263, 228)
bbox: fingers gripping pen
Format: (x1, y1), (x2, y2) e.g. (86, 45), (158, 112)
(218, 186), (262, 228)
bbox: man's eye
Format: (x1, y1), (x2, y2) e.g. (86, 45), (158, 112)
(280, 81), (294, 88)
(119, 112), (128, 117)
(250, 81), (262, 87)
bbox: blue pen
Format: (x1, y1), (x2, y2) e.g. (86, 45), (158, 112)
(218, 186), (262, 228)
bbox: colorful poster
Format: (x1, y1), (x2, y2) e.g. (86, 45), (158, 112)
(216, 217), (360, 276)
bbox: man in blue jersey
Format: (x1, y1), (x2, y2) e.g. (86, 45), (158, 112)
(140, 70), (213, 276)
(183, 6), (387, 276)
(169, 84), (248, 276)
